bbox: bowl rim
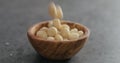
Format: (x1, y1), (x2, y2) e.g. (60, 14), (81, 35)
(27, 20), (90, 43)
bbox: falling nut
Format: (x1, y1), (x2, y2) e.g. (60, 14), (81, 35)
(56, 5), (63, 19)
(48, 2), (57, 18)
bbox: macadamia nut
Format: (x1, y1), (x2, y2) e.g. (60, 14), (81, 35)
(47, 37), (55, 40)
(55, 34), (63, 41)
(71, 28), (78, 33)
(78, 31), (84, 37)
(61, 24), (70, 30)
(56, 5), (63, 19)
(36, 30), (48, 39)
(53, 19), (61, 30)
(60, 28), (70, 38)
(69, 32), (79, 40)
(49, 2), (57, 18)
(47, 27), (58, 37)
(48, 21), (53, 27)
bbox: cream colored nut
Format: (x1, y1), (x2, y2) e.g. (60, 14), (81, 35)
(60, 28), (70, 38)
(47, 37), (55, 40)
(40, 27), (48, 32)
(47, 27), (58, 37)
(48, 21), (53, 27)
(56, 5), (63, 19)
(61, 24), (70, 30)
(48, 2), (57, 18)
(36, 30), (48, 39)
(55, 34), (63, 41)
(78, 31), (84, 37)
(53, 19), (61, 29)
(71, 28), (78, 33)
(69, 32), (79, 40)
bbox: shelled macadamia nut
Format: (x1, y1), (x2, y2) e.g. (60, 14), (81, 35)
(61, 24), (70, 30)
(36, 30), (48, 39)
(47, 27), (58, 37)
(55, 34), (63, 41)
(56, 5), (63, 19)
(47, 37), (55, 40)
(71, 28), (78, 33)
(60, 28), (70, 38)
(53, 19), (61, 30)
(49, 2), (57, 18)
(78, 31), (84, 37)
(48, 21), (53, 27)
(69, 32), (79, 40)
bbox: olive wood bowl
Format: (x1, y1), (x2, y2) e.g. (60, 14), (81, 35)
(27, 20), (90, 60)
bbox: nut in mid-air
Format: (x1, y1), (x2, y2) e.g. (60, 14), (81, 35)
(48, 2), (63, 19)
(56, 5), (63, 19)
(48, 2), (57, 18)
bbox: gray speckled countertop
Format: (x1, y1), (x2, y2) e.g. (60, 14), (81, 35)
(0, 0), (120, 63)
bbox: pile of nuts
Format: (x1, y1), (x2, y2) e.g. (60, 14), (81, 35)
(36, 2), (84, 41)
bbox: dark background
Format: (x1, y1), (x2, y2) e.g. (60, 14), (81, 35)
(0, 0), (120, 63)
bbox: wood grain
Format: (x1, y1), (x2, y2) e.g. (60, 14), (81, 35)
(27, 20), (90, 60)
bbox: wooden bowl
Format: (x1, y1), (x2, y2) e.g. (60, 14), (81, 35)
(27, 20), (90, 60)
